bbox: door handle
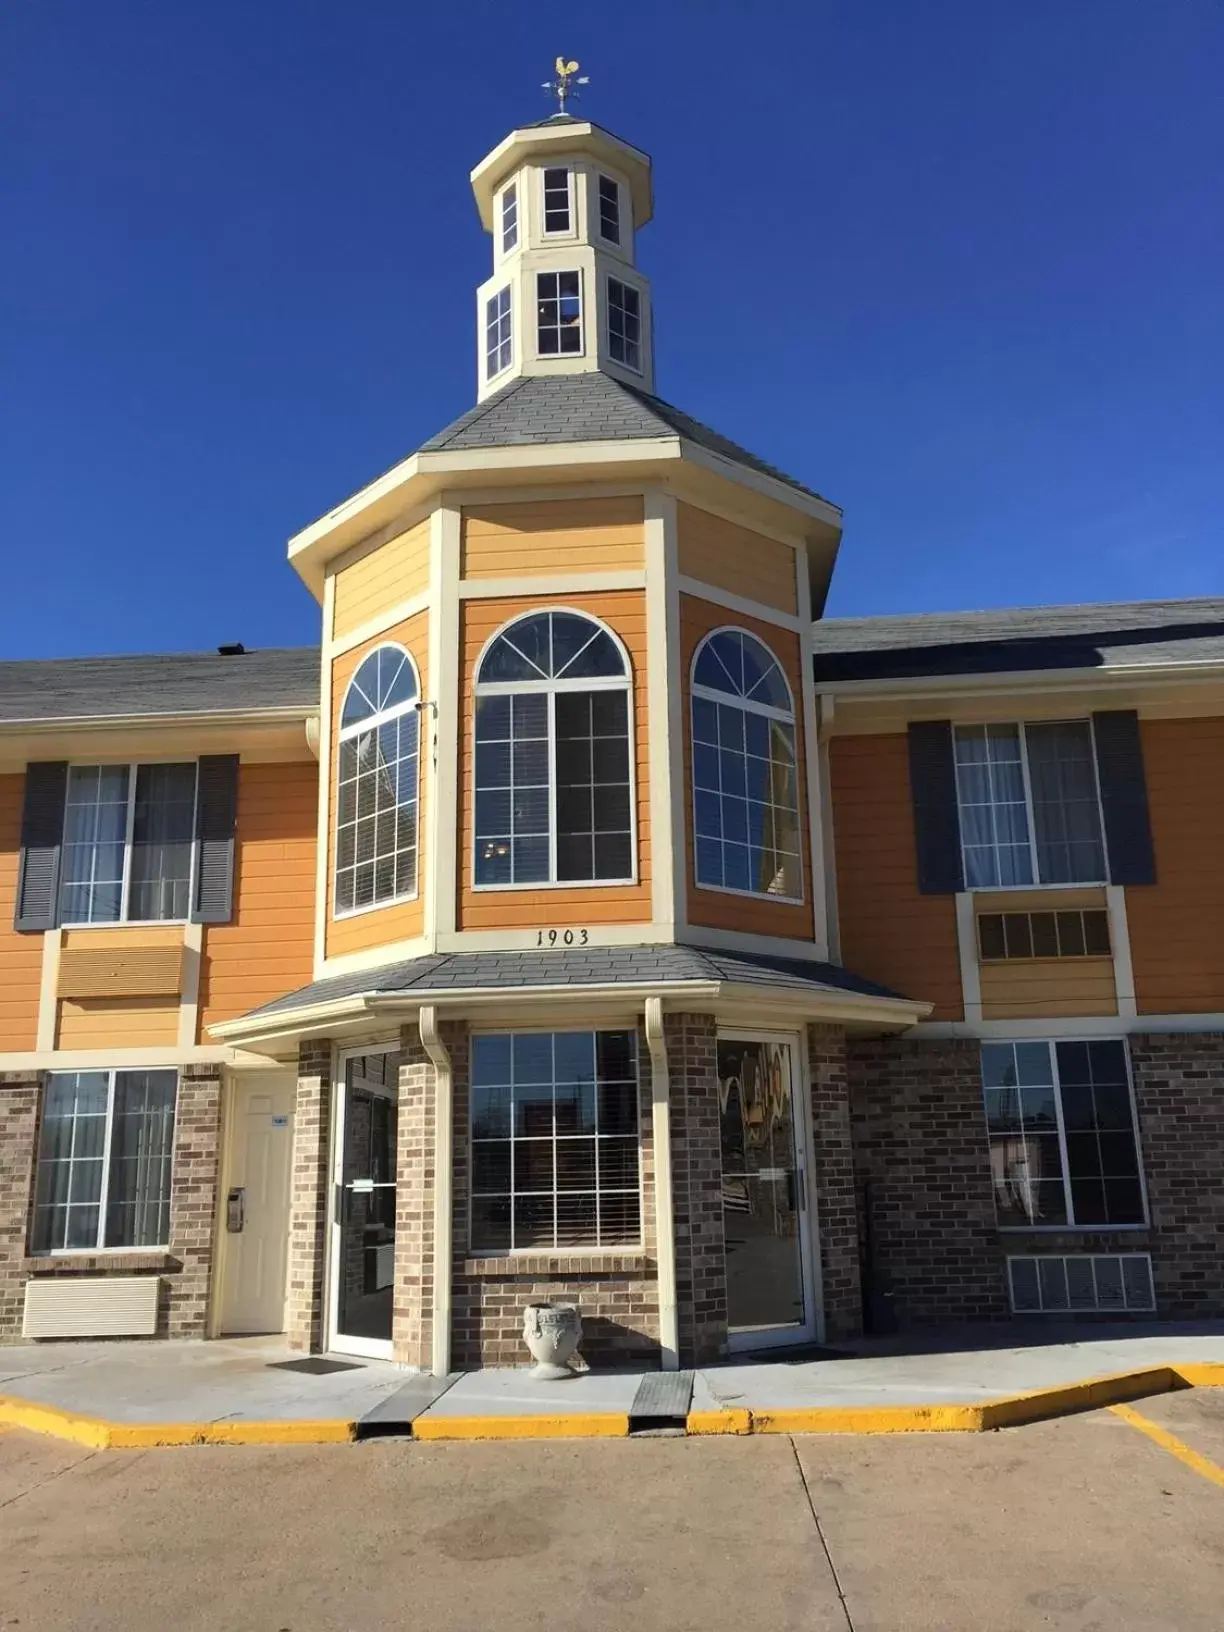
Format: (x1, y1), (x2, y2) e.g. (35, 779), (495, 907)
(226, 1187), (245, 1233)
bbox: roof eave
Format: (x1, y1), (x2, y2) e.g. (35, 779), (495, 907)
(0, 703), (318, 734)
(814, 657), (1224, 699)
(470, 122), (653, 231)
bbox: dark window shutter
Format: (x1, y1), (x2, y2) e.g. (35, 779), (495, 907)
(907, 721), (964, 895)
(14, 762), (68, 932)
(191, 755), (239, 924)
(1092, 711), (1156, 886)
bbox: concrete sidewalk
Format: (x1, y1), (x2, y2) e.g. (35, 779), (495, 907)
(3, 1324), (1224, 1445)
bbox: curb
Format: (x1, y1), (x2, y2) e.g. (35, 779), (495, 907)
(2, 1362), (1222, 1449)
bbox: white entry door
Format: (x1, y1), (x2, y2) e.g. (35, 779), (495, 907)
(219, 1076), (294, 1336)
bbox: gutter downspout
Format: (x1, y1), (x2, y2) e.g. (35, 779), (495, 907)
(644, 997), (679, 1371)
(419, 1004), (453, 1379)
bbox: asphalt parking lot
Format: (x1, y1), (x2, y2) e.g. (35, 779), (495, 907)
(2, 1392), (1222, 1632)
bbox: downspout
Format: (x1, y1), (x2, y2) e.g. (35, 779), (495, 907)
(419, 1004), (453, 1378)
(644, 997), (679, 1371)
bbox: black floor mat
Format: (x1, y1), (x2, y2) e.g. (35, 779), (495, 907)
(268, 1357), (365, 1376)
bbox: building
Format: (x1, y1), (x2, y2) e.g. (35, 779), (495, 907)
(2, 108), (1222, 1369)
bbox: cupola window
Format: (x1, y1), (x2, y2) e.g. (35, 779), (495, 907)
(335, 644), (420, 915)
(537, 271), (583, 355)
(690, 628), (803, 900)
(485, 286), (513, 380)
(607, 278), (641, 372)
(500, 183), (518, 253)
(598, 175), (621, 244)
(474, 610), (633, 887)
(542, 166), (572, 234)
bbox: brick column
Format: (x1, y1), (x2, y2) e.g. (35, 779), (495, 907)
(392, 1023), (436, 1369)
(666, 1012), (726, 1365)
(286, 1039), (333, 1352)
(0, 1075), (40, 1342)
(806, 1025), (862, 1341)
(166, 1063), (224, 1339)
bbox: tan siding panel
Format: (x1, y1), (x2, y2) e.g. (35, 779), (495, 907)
(0, 773), (41, 1051)
(325, 612), (430, 959)
(979, 958), (1117, 1021)
(1127, 716), (1224, 1014)
(199, 760), (319, 1030)
(676, 503), (798, 615)
(457, 591), (651, 931)
(58, 945), (183, 999)
(61, 926), (183, 951)
(57, 997), (180, 1049)
(680, 595), (814, 942)
(331, 518), (431, 639)
(829, 734), (963, 1019)
(972, 887), (1107, 915)
(460, 498), (644, 580)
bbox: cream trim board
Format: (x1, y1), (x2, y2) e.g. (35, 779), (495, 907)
(676, 441), (842, 530)
(36, 929), (62, 1052)
(453, 478), (651, 508)
(459, 570), (646, 599)
(0, 1045), (268, 1072)
(1107, 885), (1138, 1020)
(912, 1012), (1224, 1040)
(644, 490), (677, 930)
(317, 933), (434, 980)
(177, 921), (203, 1049)
(678, 920), (837, 965)
(817, 733), (840, 962)
(955, 893), (984, 1025)
(676, 575), (804, 632)
(313, 575), (336, 975)
(662, 495), (688, 938)
(327, 500), (437, 584)
(437, 923), (667, 953)
(643, 997), (679, 1369)
(326, 590), (431, 659)
(431, 504), (462, 942)
(796, 560), (829, 960)
(793, 1028), (827, 1347)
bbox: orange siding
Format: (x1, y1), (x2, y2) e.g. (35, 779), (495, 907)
(324, 612), (430, 959)
(460, 497), (644, 580)
(199, 760), (319, 1030)
(680, 594), (815, 942)
(457, 591), (652, 930)
(828, 734), (963, 1019)
(1127, 716), (1224, 1014)
(57, 996), (180, 1049)
(676, 503), (799, 615)
(0, 773), (40, 1051)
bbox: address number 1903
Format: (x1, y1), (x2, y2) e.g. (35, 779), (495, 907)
(535, 928), (590, 947)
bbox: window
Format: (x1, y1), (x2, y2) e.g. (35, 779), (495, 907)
(691, 628), (802, 900)
(542, 166), (572, 233)
(598, 174), (620, 243)
(977, 908), (1111, 961)
(470, 1029), (641, 1251)
(954, 721), (1106, 889)
(32, 1070), (177, 1253)
(607, 277), (641, 371)
(335, 645), (420, 914)
(485, 286), (512, 379)
(474, 609), (633, 887)
(60, 762), (197, 925)
(536, 270), (583, 355)
(981, 1040), (1145, 1229)
(500, 183), (518, 253)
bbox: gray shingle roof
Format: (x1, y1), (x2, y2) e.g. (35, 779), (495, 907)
(811, 598), (1224, 683)
(241, 943), (907, 1020)
(0, 647), (320, 725)
(418, 371), (834, 507)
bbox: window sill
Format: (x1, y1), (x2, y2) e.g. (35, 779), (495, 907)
(461, 1251), (649, 1278)
(996, 1225), (1149, 1236)
(332, 889), (420, 923)
(471, 876), (637, 893)
(59, 920), (188, 932)
(693, 880), (805, 908)
(961, 883), (1108, 896)
(24, 1251), (178, 1274)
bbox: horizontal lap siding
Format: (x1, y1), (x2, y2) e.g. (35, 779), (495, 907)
(325, 611), (430, 959)
(676, 502), (798, 615)
(0, 774), (40, 1050)
(57, 996), (180, 1048)
(199, 760), (319, 1030)
(680, 594), (815, 941)
(1127, 717), (1224, 1014)
(460, 497), (644, 579)
(457, 591), (651, 930)
(61, 925), (183, 951)
(979, 957), (1117, 1020)
(829, 734), (962, 1018)
(331, 518), (431, 638)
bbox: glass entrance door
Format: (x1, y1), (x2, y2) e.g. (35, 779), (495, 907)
(329, 1050), (399, 1358)
(718, 1035), (817, 1349)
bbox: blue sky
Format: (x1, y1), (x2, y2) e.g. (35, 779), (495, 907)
(3, 1), (1221, 657)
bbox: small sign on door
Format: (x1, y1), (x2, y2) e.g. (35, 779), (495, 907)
(271, 1115), (290, 1128)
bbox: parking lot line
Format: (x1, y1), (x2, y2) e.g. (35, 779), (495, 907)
(1109, 1401), (1224, 1491)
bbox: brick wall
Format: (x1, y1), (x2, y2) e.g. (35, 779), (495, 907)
(393, 1024), (436, 1368)
(666, 1012), (726, 1364)
(807, 1025), (862, 1341)
(164, 1063), (223, 1337)
(0, 1075), (40, 1340)
(285, 1039), (333, 1352)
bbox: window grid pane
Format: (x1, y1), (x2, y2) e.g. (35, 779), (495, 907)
(555, 691), (633, 883)
(474, 693), (550, 885)
(1025, 721), (1107, 884)
(128, 762), (196, 922)
(542, 167), (571, 233)
(501, 184), (518, 252)
(485, 286), (512, 379)
(608, 277), (641, 370)
(59, 765), (130, 924)
(470, 1030), (641, 1251)
(598, 175), (620, 243)
(335, 709), (419, 913)
(954, 724), (1033, 889)
(537, 270), (582, 355)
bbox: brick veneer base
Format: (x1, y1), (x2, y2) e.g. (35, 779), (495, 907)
(807, 1025), (863, 1341)
(285, 1040), (334, 1352)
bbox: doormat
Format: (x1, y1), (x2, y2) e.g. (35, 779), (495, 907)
(739, 1345), (844, 1366)
(267, 1357), (365, 1376)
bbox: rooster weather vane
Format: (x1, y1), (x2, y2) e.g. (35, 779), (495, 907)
(542, 56), (590, 115)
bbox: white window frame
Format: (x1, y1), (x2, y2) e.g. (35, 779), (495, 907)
(471, 608), (638, 892)
(540, 165), (574, 237)
(333, 643), (422, 920)
(59, 759), (199, 929)
(954, 717), (1108, 892)
(500, 182), (519, 254)
(34, 1067), (178, 1256)
(597, 173), (621, 244)
(535, 268), (584, 359)
(982, 1036), (1149, 1233)
(466, 1023), (644, 1256)
(485, 284), (513, 381)
(606, 275), (643, 374)
(689, 625), (805, 906)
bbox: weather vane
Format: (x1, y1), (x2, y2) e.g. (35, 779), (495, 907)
(542, 56), (589, 115)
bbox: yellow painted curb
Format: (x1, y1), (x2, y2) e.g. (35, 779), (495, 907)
(0, 1396), (112, 1450)
(686, 1408), (751, 1436)
(0, 1396), (357, 1449)
(749, 1403), (989, 1434)
(411, 1412), (629, 1441)
(1171, 1362), (1224, 1388)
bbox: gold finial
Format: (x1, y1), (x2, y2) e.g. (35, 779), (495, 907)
(541, 56), (589, 115)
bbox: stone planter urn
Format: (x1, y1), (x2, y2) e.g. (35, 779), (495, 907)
(522, 1301), (582, 1379)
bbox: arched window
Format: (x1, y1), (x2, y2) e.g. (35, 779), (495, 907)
(691, 628), (802, 901)
(474, 610), (633, 886)
(335, 645), (420, 914)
